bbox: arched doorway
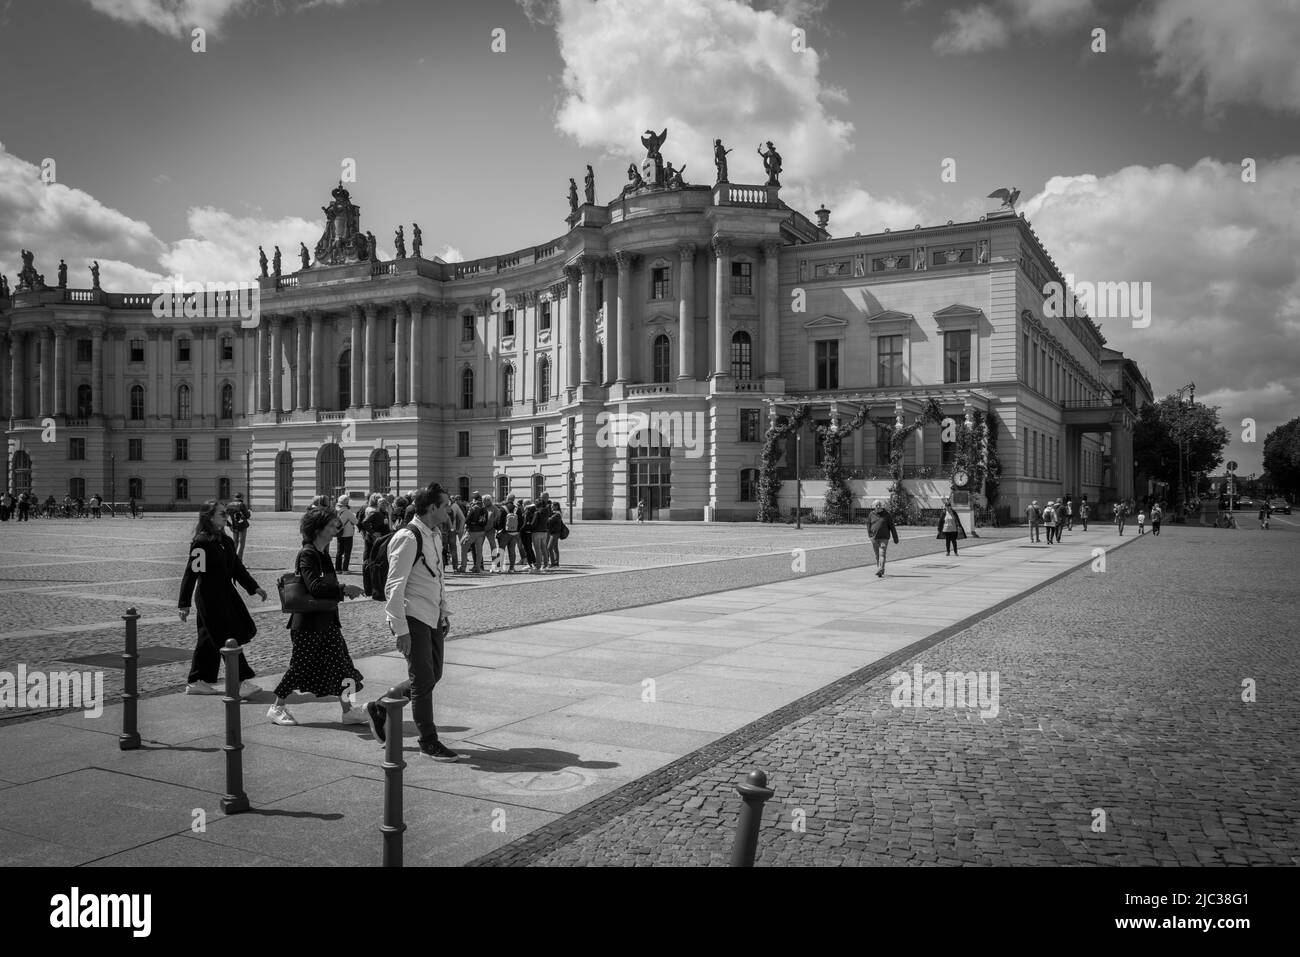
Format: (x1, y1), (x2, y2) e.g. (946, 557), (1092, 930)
(370, 448), (391, 495)
(317, 443), (346, 499)
(275, 451), (293, 511)
(11, 449), (32, 496)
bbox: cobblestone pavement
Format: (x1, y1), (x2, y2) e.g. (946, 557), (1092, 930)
(0, 516), (1021, 717)
(473, 519), (1300, 866)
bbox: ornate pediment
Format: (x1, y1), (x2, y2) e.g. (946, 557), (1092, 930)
(645, 313), (677, 326)
(802, 314), (849, 329)
(934, 304), (983, 322)
(866, 309), (915, 323)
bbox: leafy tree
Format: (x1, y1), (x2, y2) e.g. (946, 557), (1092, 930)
(1133, 395), (1229, 492)
(1263, 418), (1300, 499)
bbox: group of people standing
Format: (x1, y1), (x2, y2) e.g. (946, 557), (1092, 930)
(1024, 497), (1087, 542)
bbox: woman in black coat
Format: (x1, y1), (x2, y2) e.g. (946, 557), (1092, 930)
(936, 497), (968, 556)
(178, 500), (267, 696)
(267, 506), (367, 726)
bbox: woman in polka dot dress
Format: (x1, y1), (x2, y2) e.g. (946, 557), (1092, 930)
(267, 505), (368, 726)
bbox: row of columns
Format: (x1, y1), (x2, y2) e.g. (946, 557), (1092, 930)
(6, 325), (108, 419)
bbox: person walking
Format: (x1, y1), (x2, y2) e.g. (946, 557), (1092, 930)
(1150, 503), (1162, 536)
(267, 506), (368, 726)
(1042, 500), (1057, 545)
(227, 493), (251, 559)
(937, 498), (967, 556)
(462, 493), (487, 573)
(447, 495), (467, 573)
(518, 499), (537, 571)
(528, 499), (549, 572)
(1114, 501), (1127, 535)
(482, 494), (501, 571)
(359, 493), (390, 566)
(366, 483), (464, 762)
(1025, 500), (1042, 543)
(1258, 501), (1271, 530)
(867, 499), (899, 578)
(1079, 499), (1090, 531)
(636, 498), (646, 523)
(334, 495), (358, 572)
(1137, 508), (1147, 534)
(0, 490), (11, 522)
(1065, 496), (1074, 531)
(178, 500), (267, 697)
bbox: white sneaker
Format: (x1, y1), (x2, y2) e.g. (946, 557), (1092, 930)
(267, 704), (298, 726)
(185, 681), (220, 695)
(340, 708), (368, 725)
(238, 680), (262, 699)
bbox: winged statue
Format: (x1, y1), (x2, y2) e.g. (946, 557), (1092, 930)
(987, 187), (1020, 211)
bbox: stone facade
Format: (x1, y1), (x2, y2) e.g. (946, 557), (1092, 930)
(1, 182), (1147, 519)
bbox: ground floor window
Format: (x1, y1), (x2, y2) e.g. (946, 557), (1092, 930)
(175, 477), (189, 501)
(628, 443), (671, 511)
(497, 475), (509, 501)
(459, 476), (471, 501)
(129, 477), (143, 499)
(218, 476), (231, 500)
(739, 468), (759, 502)
(70, 477), (86, 500)
(532, 474), (545, 500)
(11, 450), (32, 495)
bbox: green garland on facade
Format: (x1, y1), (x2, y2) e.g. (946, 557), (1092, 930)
(756, 403), (811, 522)
(888, 399), (945, 524)
(947, 410), (1004, 508)
(814, 406), (873, 524)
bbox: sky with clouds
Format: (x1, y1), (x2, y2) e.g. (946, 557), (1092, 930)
(1, 0), (1297, 474)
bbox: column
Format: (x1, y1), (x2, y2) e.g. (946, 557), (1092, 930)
(8, 332), (22, 418)
(394, 300), (409, 405)
(444, 302), (458, 406)
(579, 256), (596, 387)
(295, 314), (309, 410)
(310, 312), (323, 410)
(677, 243), (695, 380)
(711, 236), (730, 376)
(53, 325), (67, 416)
(363, 303), (378, 407)
(254, 322), (266, 413)
(408, 299), (424, 405)
(349, 307), (362, 408)
(88, 328), (103, 415)
(160, 328), (174, 420)
(601, 259), (616, 388)
(39, 329), (53, 417)
(268, 316), (283, 412)
(761, 241), (780, 378)
(615, 252), (634, 383)
(564, 263), (581, 393)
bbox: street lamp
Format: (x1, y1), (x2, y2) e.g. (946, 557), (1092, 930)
(1172, 383), (1195, 518)
(567, 416), (576, 525)
(110, 453), (116, 506)
(245, 435), (253, 506)
(395, 443), (401, 497)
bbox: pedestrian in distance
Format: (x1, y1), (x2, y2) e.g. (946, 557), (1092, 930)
(178, 500), (267, 698)
(1025, 500), (1042, 542)
(359, 493), (390, 566)
(1065, 496), (1074, 531)
(1258, 502), (1271, 530)
(1079, 499), (1090, 531)
(867, 499), (899, 578)
(227, 492), (251, 559)
(462, 492), (488, 573)
(447, 495), (467, 573)
(528, 500), (549, 572)
(334, 495), (358, 572)
(367, 482), (464, 762)
(518, 498), (538, 571)
(499, 500), (521, 572)
(1115, 501), (1127, 535)
(1042, 500), (1057, 544)
(267, 506), (367, 726)
(636, 498), (647, 523)
(1137, 509), (1147, 534)
(482, 494), (501, 570)
(1151, 503), (1162, 536)
(546, 501), (565, 568)
(937, 497), (967, 556)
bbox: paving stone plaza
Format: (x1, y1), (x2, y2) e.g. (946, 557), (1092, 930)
(1, 512), (1295, 868)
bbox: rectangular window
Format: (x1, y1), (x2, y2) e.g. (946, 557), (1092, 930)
(69, 437), (86, 461)
(941, 441), (956, 466)
(76, 339), (93, 363)
(218, 437), (231, 461)
(815, 340), (839, 390)
(130, 338), (145, 362)
(731, 261), (752, 296)
(70, 477), (85, 500)
(944, 330), (972, 384)
(877, 335), (903, 387)
(739, 409), (761, 443)
(175, 477), (189, 501)
(221, 335), (234, 361)
(462, 314), (475, 342)
(533, 425), (546, 455)
(218, 477), (231, 500)
(739, 469), (759, 502)
(876, 424), (892, 468)
(177, 337), (191, 362)
(175, 438), (188, 461)
(651, 267), (670, 300)
(457, 431), (470, 457)
(1022, 333), (1029, 384)
(497, 428), (510, 456)
(128, 438), (143, 461)
(540, 300), (552, 331)
(503, 309), (515, 338)
(129, 477), (143, 499)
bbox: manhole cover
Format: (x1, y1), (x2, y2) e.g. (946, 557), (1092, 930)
(484, 768), (598, 797)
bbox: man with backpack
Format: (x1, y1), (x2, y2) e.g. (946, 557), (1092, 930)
(364, 482), (463, 762)
(545, 501), (566, 568)
(228, 493), (251, 559)
(462, 492), (488, 573)
(499, 500), (521, 572)
(1041, 500), (1057, 544)
(482, 494), (502, 571)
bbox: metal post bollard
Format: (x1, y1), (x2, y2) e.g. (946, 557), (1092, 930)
(118, 607), (141, 750)
(381, 688), (408, 867)
(220, 640), (250, 814)
(730, 769), (775, 867)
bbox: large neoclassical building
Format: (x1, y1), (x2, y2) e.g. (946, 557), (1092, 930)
(2, 140), (1148, 520)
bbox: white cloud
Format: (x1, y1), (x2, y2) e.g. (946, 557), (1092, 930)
(1021, 156), (1300, 466)
(782, 182), (929, 236)
(1126, 0), (1300, 115)
(160, 207), (320, 283)
(934, 0), (1096, 54)
(82, 0), (356, 39)
(543, 0), (854, 188)
(933, 4), (1011, 55)
(434, 244), (464, 263)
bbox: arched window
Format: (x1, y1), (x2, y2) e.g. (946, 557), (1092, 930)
(76, 384), (93, 418)
(220, 383), (234, 420)
(731, 331), (753, 380)
(537, 357), (550, 401)
(316, 443), (346, 498)
(502, 364), (515, 406)
(461, 368), (474, 410)
(176, 384), (191, 421)
(652, 334), (671, 383)
(129, 384), (144, 421)
(11, 449), (32, 495)
(370, 448), (391, 494)
(338, 349), (351, 409)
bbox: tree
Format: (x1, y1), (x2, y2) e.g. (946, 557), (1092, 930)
(1263, 418), (1300, 499)
(1132, 395), (1229, 494)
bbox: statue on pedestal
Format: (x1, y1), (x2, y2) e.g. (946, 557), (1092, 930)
(757, 141), (782, 186)
(714, 139), (732, 184)
(394, 225), (406, 259)
(0, 275), (9, 298)
(17, 249), (43, 291)
(58, 260), (67, 287)
(666, 162), (687, 188)
(584, 165), (595, 205)
(412, 223), (422, 259)
(90, 260), (100, 290)
(366, 231), (377, 261)
(621, 163), (645, 195)
(640, 128), (667, 187)
(258, 246), (268, 278)
(272, 246), (281, 278)
(567, 178), (579, 216)
(299, 243), (311, 270)
(314, 182), (365, 265)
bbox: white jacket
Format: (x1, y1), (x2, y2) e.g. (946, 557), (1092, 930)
(383, 517), (448, 635)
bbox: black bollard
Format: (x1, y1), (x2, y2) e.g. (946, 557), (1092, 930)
(220, 639), (250, 814)
(118, 607), (141, 750)
(381, 688), (408, 867)
(730, 769), (775, 867)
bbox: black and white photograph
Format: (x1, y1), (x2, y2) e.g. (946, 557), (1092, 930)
(0, 0), (1296, 927)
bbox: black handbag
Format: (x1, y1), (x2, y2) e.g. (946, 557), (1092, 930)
(277, 573), (338, 614)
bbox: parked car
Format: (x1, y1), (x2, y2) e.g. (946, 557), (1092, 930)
(1235, 497), (1254, 510)
(1267, 498), (1291, 514)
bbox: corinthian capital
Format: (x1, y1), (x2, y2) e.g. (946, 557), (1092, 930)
(614, 249), (638, 272)
(677, 242), (696, 262)
(761, 240), (782, 260)
(711, 235), (732, 258)
(563, 264), (582, 283)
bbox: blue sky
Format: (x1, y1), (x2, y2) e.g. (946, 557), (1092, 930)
(2, 0), (1298, 475)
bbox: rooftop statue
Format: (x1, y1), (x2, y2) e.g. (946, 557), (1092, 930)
(621, 163), (645, 196)
(584, 165), (595, 205)
(568, 178), (579, 215)
(394, 225), (407, 259)
(258, 245), (268, 278)
(314, 181), (365, 265)
(412, 223), (422, 259)
(299, 242), (311, 270)
(987, 187), (1020, 211)
(714, 139), (732, 184)
(641, 127), (667, 187)
(757, 141), (782, 187)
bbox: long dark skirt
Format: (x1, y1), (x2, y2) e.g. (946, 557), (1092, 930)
(273, 622), (364, 700)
